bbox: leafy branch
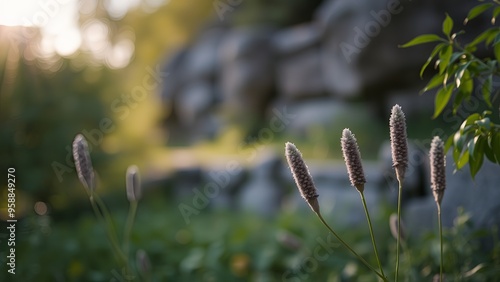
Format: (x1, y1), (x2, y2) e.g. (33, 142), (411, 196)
(401, 3), (500, 178)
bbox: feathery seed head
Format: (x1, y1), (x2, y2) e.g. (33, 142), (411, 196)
(126, 165), (141, 202)
(72, 134), (95, 192)
(430, 136), (446, 206)
(390, 104), (408, 183)
(285, 142), (320, 213)
(341, 129), (366, 192)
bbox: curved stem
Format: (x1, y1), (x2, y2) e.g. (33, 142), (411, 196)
(395, 180), (403, 282)
(360, 192), (385, 279)
(315, 212), (387, 281)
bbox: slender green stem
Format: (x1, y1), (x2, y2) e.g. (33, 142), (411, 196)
(438, 205), (443, 282)
(94, 194), (124, 254)
(89, 194), (127, 266)
(395, 180), (403, 282)
(95, 193), (131, 276)
(315, 212), (388, 281)
(124, 201), (138, 267)
(400, 239), (412, 279)
(360, 192), (385, 279)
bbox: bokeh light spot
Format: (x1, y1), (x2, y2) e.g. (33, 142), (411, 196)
(34, 201), (48, 216)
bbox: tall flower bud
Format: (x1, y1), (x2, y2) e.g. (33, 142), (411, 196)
(390, 104), (408, 183)
(430, 136), (446, 206)
(72, 134), (95, 192)
(126, 165), (141, 202)
(341, 129), (366, 193)
(285, 142), (320, 213)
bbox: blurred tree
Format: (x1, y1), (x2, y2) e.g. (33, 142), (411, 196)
(0, 0), (214, 212)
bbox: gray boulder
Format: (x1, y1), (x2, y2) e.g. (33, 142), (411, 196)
(183, 27), (226, 81)
(238, 151), (285, 215)
(274, 24), (325, 100)
(218, 27), (276, 118)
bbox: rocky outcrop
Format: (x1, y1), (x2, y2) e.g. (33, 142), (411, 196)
(160, 0), (486, 142)
(155, 0), (498, 238)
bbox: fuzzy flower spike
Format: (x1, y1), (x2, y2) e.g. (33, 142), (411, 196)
(126, 165), (142, 202)
(72, 134), (95, 192)
(430, 136), (446, 282)
(390, 104), (408, 183)
(285, 142), (320, 213)
(341, 129), (366, 193)
(430, 136), (446, 206)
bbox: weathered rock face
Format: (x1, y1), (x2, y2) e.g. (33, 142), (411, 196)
(273, 23), (325, 100)
(237, 152), (285, 216)
(218, 27), (277, 119)
(154, 141), (499, 238)
(160, 0), (488, 143)
(153, 0), (500, 237)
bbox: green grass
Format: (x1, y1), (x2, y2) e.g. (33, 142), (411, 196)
(6, 188), (499, 282)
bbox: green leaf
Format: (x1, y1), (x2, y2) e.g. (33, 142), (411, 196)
(457, 149), (470, 170)
(449, 52), (464, 66)
(466, 59), (485, 74)
(474, 136), (486, 162)
(420, 43), (446, 77)
(466, 29), (498, 49)
(494, 34), (500, 46)
(465, 3), (494, 24)
(439, 45), (453, 74)
(443, 13), (453, 37)
(482, 110), (493, 116)
(484, 140), (498, 163)
(482, 75), (493, 108)
(454, 130), (465, 151)
(453, 145), (461, 164)
(494, 43), (500, 61)
(400, 34), (444, 48)
(487, 31), (500, 46)
(445, 133), (454, 152)
(468, 136), (477, 159)
(469, 136), (485, 179)
(453, 89), (467, 114)
(494, 132), (500, 164)
(433, 84), (454, 118)
(470, 153), (484, 180)
(461, 113), (481, 131)
(458, 69), (473, 96)
(485, 149), (497, 163)
(423, 73), (446, 92)
(493, 6), (500, 24)
(475, 117), (492, 130)
(454, 62), (470, 88)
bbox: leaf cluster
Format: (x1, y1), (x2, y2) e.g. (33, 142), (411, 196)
(401, 3), (500, 178)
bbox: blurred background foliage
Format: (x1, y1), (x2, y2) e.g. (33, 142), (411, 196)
(0, 0), (216, 208)
(0, 0), (498, 280)
(0, 0), (332, 209)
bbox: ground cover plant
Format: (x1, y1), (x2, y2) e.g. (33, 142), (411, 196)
(8, 188), (499, 281)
